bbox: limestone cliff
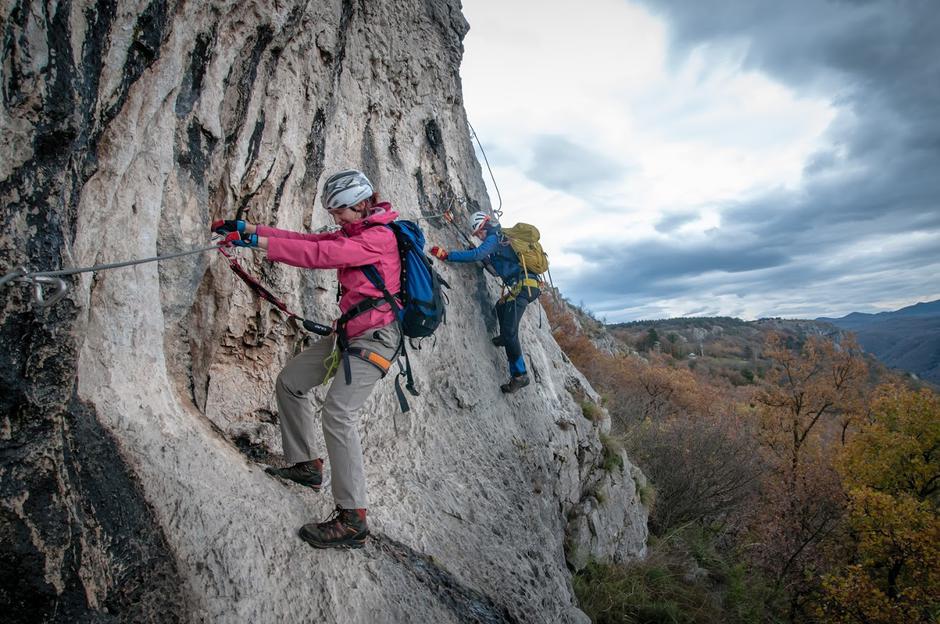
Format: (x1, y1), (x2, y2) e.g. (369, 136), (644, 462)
(0, 1), (647, 622)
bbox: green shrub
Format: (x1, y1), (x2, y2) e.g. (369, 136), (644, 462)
(573, 526), (785, 624)
(637, 480), (656, 509)
(600, 434), (625, 473)
(581, 399), (603, 423)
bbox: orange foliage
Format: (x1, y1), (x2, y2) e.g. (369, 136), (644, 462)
(543, 297), (761, 534)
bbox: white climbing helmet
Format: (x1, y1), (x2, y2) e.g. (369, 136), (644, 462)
(469, 211), (492, 235)
(321, 169), (374, 211)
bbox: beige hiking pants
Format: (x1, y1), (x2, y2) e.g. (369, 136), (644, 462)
(275, 322), (401, 509)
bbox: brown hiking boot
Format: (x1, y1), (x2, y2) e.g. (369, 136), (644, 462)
(265, 459), (323, 490)
(500, 374), (530, 394)
(299, 507), (369, 549)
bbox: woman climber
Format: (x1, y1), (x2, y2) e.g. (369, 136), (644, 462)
(212, 169), (401, 549)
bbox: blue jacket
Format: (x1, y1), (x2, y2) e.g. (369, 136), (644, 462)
(448, 225), (528, 284)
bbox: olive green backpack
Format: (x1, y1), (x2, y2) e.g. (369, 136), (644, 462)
(502, 223), (549, 275)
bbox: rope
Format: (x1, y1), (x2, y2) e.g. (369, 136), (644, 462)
(468, 120), (502, 218)
(2, 240), (334, 335)
(1, 242), (224, 310)
(4, 243), (222, 281)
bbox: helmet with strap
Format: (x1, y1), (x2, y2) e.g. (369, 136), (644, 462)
(469, 211), (493, 235)
(322, 169), (374, 210)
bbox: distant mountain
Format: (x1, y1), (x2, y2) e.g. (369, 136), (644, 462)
(817, 299), (940, 384)
(818, 299), (940, 326)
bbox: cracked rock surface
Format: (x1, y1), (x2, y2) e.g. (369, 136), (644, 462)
(1, 1), (647, 622)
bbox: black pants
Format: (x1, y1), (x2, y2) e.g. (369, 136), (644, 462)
(495, 286), (540, 376)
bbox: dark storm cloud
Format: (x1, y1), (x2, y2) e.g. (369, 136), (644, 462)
(561, 235), (808, 303)
(564, 0), (940, 319)
(654, 213), (698, 233)
(524, 134), (628, 193)
(638, 0), (940, 103)
(575, 238), (789, 283)
(558, 216), (940, 320)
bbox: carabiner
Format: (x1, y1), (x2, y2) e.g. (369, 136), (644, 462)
(31, 276), (69, 308)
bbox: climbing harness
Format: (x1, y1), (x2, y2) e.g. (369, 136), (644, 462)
(344, 346), (395, 377)
(501, 277), (542, 303)
(334, 316), (411, 412)
(216, 246), (332, 335)
(1, 243), (222, 310)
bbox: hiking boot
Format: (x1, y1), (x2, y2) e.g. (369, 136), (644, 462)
(491, 335), (505, 347)
(299, 507), (369, 549)
(500, 374), (530, 394)
(265, 459), (323, 490)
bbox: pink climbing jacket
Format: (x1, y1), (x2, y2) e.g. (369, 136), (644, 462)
(257, 203), (401, 339)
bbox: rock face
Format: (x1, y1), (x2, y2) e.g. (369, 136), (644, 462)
(0, 1), (647, 622)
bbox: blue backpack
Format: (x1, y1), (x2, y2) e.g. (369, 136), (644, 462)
(335, 220), (448, 412)
(361, 220), (448, 338)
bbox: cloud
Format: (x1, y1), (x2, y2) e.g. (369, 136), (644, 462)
(558, 225), (940, 322)
(524, 134), (630, 194)
(572, 237), (789, 283)
(654, 213), (698, 233)
(637, 0), (940, 168)
(461, 0), (940, 321)
(595, 0), (940, 318)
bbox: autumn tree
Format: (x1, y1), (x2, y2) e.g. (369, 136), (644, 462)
(818, 385), (940, 624)
(753, 333), (869, 617)
(629, 407), (764, 534)
(543, 296), (763, 535)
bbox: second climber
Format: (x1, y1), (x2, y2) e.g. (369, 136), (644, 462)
(430, 211), (540, 393)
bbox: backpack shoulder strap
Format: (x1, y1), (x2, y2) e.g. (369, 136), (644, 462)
(360, 265), (401, 315)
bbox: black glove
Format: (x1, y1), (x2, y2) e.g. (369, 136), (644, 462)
(211, 219), (245, 235)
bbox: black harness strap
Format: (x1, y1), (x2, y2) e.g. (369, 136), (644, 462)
(340, 340), (410, 413)
(334, 265), (419, 412)
(345, 347), (392, 374)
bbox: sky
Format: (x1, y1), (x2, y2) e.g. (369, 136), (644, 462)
(458, 0), (940, 322)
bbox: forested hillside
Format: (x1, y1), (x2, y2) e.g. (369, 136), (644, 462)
(606, 315), (888, 389)
(547, 296), (939, 624)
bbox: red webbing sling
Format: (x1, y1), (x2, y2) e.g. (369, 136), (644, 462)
(217, 247), (332, 336)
